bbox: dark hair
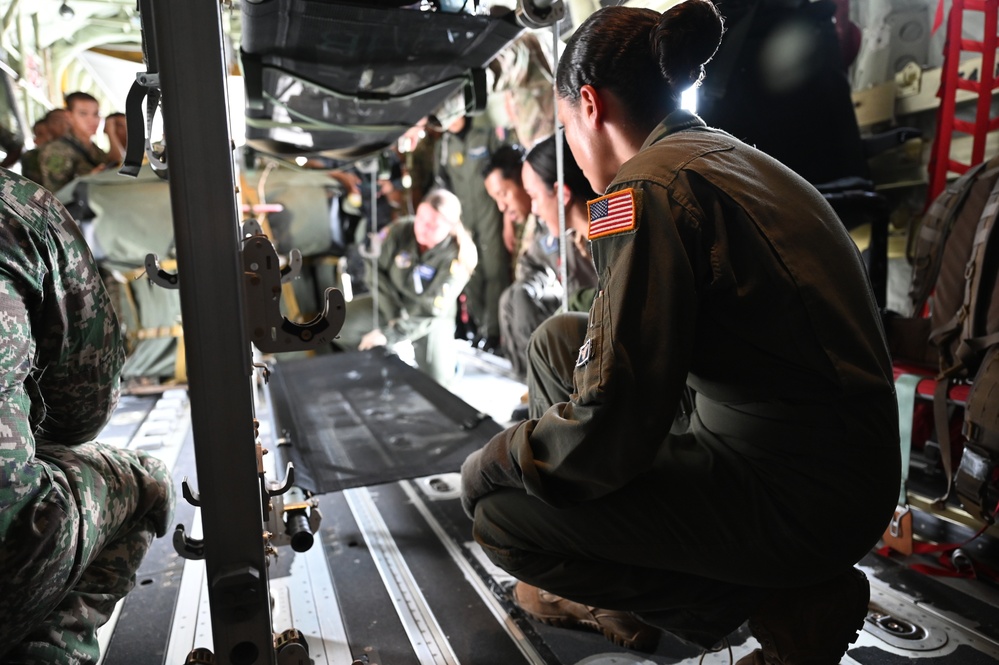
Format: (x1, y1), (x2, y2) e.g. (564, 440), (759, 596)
(524, 133), (598, 202)
(106, 112), (126, 120)
(64, 91), (99, 111)
(481, 144), (526, 182)
(556, 0), (724, 132)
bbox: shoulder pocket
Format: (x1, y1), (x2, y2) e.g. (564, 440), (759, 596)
(573, 290), (609, 403)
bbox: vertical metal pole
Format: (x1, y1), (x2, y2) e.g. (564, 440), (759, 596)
(14, 4), (30, 127)
(371, 166), (380, 332)
(553, 21), (568, 312)
(31, 13), (41, 122)
(149, 0), (275, 661)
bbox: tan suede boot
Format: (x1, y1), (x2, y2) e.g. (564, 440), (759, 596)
(512, 582), (662, 653)
(735, 568), (870, 665)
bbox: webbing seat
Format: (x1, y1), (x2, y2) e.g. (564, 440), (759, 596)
(240, 1), (523, 162)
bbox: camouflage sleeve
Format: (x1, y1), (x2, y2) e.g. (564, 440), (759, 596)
(0, 171), (124, 446)
(39, 141), (77, 193)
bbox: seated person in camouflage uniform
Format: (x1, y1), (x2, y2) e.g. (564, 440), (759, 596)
(19, 119), (51, 185)
(40, 92), (109, 194)
(0, 122), (22, 169)
(0, 168), (175, 665)
(21, 110), (70, 185)
(335, 188), (478, 388)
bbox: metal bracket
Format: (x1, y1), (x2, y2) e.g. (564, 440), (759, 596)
(242, 235), (345, 351)
(240, 224), (303, 284)
(888, 504), (910, 537)
(252, 361), (271, 384)
(267, 462), (296, 497)
(266, 483), (322, 553)
(144, 253), (179, 289)
(183, 647), (215, 664)
(181, 477), (201, 507)
(357, 231), (382, 260)
(516, 0), (564, 29)
(274, 629), (310, 664)
(173, 523), (206, 560)
(280, 249), (303, 283)
(121, 70), (168, 179)
(241, 218), (264, 238)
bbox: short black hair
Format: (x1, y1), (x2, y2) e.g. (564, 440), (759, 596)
(43, 108), (67, 122)
(481, 144), (526, 183)
(556, 2), (723, 133)
(64, 91), (99, 111)
(524, 134), (597, 201)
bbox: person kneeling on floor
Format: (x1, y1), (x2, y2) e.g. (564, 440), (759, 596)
(336, 187), (478, 388)
(459, 1), (899, 662)
(0, 167), (176, 665)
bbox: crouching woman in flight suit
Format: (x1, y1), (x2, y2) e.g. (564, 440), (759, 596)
(336, 188), (477, 388)
(460, 1), (900, 662)
(0, 169), (175, 665)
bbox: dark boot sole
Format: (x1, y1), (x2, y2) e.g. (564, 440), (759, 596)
(529, 613), (659, 653)
(749, 567), (870, 664)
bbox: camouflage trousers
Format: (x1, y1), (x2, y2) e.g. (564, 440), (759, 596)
(0, 442), (175, 665)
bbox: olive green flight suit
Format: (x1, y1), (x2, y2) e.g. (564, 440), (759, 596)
(0, 169), (175, 664)
(500, 220), (598, 379)
(460, 111), (900, 647)
(337, 218), (473, 386)
(437, 115), (510, 340)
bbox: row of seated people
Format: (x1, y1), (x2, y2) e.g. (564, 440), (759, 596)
(331, 133), (600, 395)
(20, 92), (129, 196)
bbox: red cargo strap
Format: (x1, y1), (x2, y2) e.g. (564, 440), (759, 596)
(879, 499), (999, 581)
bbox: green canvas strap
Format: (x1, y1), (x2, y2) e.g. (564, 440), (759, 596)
(896, 373), (922, 505)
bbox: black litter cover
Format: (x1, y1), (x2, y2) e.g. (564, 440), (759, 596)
(267, 349), (502, 494)
(240, 1), (523, 160)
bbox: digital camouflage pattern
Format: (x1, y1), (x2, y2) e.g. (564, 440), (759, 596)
(0, 168), (175, 665)
(492, 34), (556, 150)
(39, 134), (107, 194)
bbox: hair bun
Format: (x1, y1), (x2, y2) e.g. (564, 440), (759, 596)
(652, 0), (724, 90)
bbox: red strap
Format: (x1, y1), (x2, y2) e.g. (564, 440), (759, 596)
(933, 0), (946, 32)
(878, 499), (999, 581)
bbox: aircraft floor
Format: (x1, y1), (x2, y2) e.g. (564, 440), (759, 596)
(93, 347), (999, 665)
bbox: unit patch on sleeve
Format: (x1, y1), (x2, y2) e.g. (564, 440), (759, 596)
(587, 188), (636, 239)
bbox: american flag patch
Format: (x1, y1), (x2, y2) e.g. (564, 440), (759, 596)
(587, 188), (636, 239)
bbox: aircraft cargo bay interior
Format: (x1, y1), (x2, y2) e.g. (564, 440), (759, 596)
(3, 1), (999, 664)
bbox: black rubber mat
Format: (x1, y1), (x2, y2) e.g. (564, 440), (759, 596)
(268, 349), (502, 494)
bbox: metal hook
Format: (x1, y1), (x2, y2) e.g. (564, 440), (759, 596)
(144, 253), (179, 289)
(242, 236), (346, 351)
